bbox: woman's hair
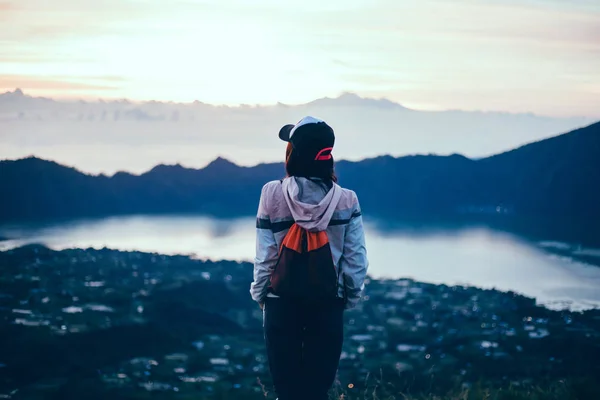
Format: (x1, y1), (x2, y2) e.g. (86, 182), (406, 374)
(285, 143), (338, 183)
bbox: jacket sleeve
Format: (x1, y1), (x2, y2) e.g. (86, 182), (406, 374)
(341, 196), (369, 309)
(250, 184), (279, 304)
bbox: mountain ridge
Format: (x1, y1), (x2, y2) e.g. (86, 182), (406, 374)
(1, 88), (595, 119)
(1, 122), (599, 236)
(3, 118), (596, 178)
(0, 152), (473, 179)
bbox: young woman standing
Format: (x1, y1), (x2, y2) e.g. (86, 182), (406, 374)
(251, 116), (369, 400)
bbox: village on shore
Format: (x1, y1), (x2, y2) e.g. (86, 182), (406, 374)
(1, 245), (599, 399)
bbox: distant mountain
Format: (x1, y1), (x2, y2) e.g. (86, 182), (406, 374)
(1, 122), (599, 238)
(306, 92), (406, 110)
(0, 89), (594, 175)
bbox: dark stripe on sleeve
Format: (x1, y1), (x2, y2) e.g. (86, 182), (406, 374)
(256, 218), (272, 229)
(328, 211), (362, 227)
(271, 220), (294, 233)
(257, 218), (295, 233)
(328, 219), (349, 227)
(261, 214), (361, 230)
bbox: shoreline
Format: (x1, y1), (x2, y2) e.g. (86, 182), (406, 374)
(1, 242), (599, 312)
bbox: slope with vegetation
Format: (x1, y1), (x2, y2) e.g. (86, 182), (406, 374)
(1, 245), (599, 399)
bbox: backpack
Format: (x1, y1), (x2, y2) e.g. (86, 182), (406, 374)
(268, 222), (339, 300)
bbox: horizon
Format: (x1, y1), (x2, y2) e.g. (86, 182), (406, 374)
(4, 119), (598, 176)
(0, 87), (596, 174)
(1, 0), (600, 117)
(4, 88), (599, 119)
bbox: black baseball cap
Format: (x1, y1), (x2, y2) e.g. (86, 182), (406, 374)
(278, 116), (335, 161)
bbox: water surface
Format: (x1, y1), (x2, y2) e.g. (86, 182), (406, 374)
(1, 215), (599, 310)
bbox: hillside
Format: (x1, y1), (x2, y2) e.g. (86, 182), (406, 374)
(1, 122), (599, 229)
(1, 245), (599, 399)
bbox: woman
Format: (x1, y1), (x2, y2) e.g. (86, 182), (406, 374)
(250, 116), (369, 400)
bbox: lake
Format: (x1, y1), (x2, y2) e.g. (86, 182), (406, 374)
(1, 215), (599, 311)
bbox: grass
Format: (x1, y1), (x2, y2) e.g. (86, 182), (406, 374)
(328, 377), (594, 400)
(249, 372), (598, 400)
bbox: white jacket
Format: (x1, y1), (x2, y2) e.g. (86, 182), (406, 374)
(250, 177), (369, 309)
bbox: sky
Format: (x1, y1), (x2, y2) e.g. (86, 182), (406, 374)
(1, 0), (600, 117)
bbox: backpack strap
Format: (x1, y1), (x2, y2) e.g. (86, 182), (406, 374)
(338, 261), (348, 305)
(279, 178), (293, 223)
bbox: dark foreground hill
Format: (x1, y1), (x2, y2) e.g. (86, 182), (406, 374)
(1, 122), (599, 231)
(1, 245), (599, 399)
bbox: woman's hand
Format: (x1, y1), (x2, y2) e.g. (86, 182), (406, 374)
(259, 302), (265, 310)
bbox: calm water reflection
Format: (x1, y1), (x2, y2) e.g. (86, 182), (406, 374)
(1, 215), (599, 310)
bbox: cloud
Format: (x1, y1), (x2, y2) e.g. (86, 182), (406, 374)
(0, 0), (598, 116)
(446, 4), (600, 49)
(0, 53), (95, 64)
(0, 76), (120, 92)
(0, 1), (14, 20)
(0, 0), (178, 42)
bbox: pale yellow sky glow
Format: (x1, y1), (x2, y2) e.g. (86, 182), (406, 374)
(1, 0), (599, 116)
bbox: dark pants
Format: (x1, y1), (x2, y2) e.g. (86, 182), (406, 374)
(264, 297), (344, 400)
